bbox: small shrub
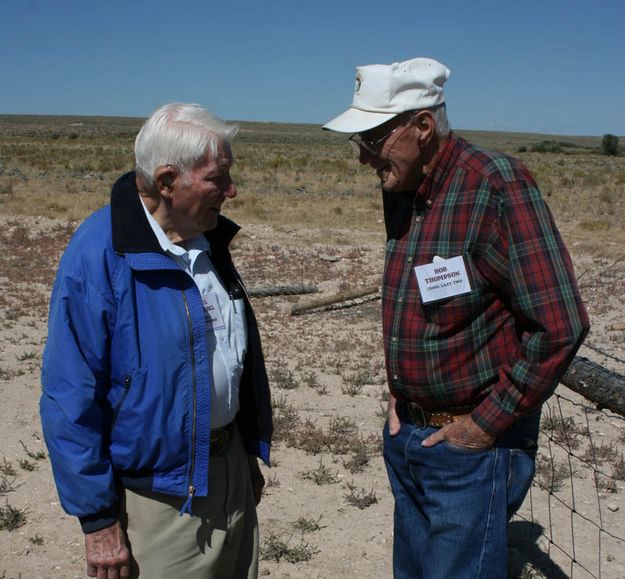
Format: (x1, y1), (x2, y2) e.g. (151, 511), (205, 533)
(341, 379), (364, 397)
(302, 371), (328, 395)
(270, 360), (298, 390)
(540, 415), (583, 449)
(582, 442), (620, 466)
(19, 440), (46, 461)
(291, 516), (324, 533)
(343, 481), (378, 509)
(301, 459), (339, 486)
(0, 502), (27, 531)
(0, 459), (16, 478)
(18, 459), (35, 472)
(328, 416), (357, 437)
(292, 420), (329, 455)
(535, 456), (569, 493)
(264, 472), (280, 489)
(0, 475), (17, 496)
(272, 400), (300, 444)
(260, 532), (319, 563)
(341, 369), (374, 396)
(302, 371), (319, 389)
(342, 439), (372, 474)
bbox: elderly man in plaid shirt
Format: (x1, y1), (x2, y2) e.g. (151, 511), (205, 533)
(324, 57), (590, 578)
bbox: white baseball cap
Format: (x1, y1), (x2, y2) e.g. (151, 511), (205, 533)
(323, 57), (451, 133)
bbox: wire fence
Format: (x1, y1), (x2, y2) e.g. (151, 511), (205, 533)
(511, 356), (625, 578)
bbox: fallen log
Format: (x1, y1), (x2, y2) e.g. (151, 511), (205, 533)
(289, 289), (625, 416)
(291, 285), (380, 316)
(560, 355), (625, 417)
(248, 285), (317, 298)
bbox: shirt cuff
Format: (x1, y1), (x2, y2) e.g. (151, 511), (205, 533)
(471, 398), (517, 439)
(79, 505), (119, 534)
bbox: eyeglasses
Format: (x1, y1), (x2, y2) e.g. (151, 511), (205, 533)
(348, 114), (413, 156)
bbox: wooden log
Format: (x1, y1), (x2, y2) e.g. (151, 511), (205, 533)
(291, 285), (380, 316)
(560, 355), (625, 417)
(247, 285), (317, 298)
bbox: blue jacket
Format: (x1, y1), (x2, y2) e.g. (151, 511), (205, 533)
(40, 172), (272, 533)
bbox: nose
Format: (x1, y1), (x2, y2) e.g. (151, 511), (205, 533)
(224, 180), (237, 199)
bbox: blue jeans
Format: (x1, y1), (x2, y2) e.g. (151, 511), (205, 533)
(383, 405), (540, 579)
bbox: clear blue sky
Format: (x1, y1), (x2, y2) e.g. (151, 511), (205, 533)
(2, 0), (624, 136)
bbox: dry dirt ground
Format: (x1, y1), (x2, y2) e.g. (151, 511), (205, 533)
(0, 215), (624, 579)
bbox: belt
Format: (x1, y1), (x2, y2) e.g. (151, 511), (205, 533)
(210, 422), (234, 455)
(402, 401), (475, 428)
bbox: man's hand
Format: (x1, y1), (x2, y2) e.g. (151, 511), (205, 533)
(387, 392), (401, 436)
(421, 414), (496, 450)
(247, 454), (265, 505)
(85, 521), (130, 579)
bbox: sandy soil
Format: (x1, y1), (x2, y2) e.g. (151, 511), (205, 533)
(0, 216), (623, 579)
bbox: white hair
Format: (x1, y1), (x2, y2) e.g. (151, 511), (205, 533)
(431, 104), (451, 138)
(134, 103), (239, 185)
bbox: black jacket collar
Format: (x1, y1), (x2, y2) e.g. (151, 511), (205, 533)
(110, 171), (240, 255)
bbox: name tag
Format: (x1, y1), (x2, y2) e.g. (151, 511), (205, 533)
(414, 255), (472, 304)
(201, 291), (226, 330)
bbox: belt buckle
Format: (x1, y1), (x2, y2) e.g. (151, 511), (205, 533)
(405, 402), (455, 428)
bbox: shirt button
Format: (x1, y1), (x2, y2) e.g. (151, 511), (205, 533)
(392, 336), (398, 343)
(398, 296), (404, 303)
(406, 255), (413, 262)
(393, 374), (399, 381)
(426, 199), (433, 207)
(415, 216), (422, 222)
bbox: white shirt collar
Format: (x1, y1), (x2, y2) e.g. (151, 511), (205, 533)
(139, 197), (211, 257)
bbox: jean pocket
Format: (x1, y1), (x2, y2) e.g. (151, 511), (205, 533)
(441, 440), (494, 455)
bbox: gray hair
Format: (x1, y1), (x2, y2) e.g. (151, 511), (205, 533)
(430, 104), (451, 138)
(134, 103), (239, 185)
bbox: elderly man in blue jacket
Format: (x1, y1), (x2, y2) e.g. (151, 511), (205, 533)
(40, 103), (273, 579)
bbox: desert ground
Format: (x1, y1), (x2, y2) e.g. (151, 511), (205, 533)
(0, 116), (624, 578)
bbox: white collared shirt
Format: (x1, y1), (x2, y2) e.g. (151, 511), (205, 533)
(140, 200), (247, 428)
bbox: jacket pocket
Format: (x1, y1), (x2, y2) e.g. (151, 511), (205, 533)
(110, 366), (147, 433)
(111, 374), (133, 431)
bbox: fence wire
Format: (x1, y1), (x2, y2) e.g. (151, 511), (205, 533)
(512, 391), (625, 578)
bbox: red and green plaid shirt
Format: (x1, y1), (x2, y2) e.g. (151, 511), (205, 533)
(382, 133), (589, 437)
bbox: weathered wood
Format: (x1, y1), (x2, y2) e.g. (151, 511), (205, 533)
(247, 285), (317, 298)
(560, 355), (625, 417)
(291, 285), (380, 316)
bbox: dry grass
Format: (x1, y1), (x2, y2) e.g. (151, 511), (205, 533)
(2, 114), (623, 252)
(0, 115), (624, 578)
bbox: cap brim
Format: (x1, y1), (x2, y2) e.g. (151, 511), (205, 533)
(322, 108), (398, 133)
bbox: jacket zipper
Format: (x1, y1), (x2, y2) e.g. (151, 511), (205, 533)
(111, 375), (132, 431)
(181, 291), (197, 513)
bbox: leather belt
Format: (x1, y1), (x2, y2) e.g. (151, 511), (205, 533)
(210, 422), (234, 455)
(402, 401), (475, 428)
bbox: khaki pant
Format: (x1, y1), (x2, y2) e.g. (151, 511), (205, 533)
(123, 426), (258, 579)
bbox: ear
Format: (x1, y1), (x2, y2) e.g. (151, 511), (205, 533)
(413, 111), (436, 146)
(154, 165), (178, 199)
